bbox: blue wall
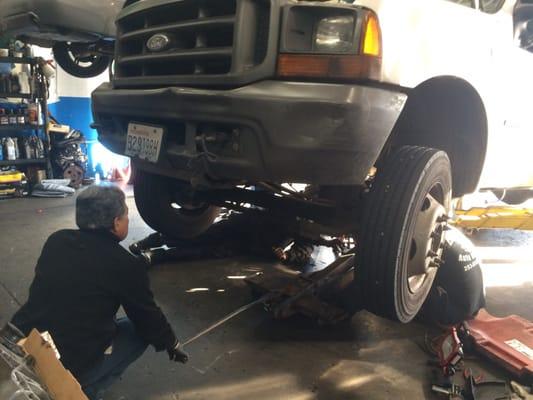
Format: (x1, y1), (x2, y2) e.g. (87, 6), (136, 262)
(49, 97), (97, 141)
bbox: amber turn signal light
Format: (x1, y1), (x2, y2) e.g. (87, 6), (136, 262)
(277, 54), (381, 80)
(362, 13), (382, 57)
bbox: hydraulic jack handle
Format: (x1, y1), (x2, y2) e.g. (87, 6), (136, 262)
(175, 292), (275, 363)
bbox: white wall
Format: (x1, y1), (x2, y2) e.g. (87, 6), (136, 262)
(55, 65), (108, 99)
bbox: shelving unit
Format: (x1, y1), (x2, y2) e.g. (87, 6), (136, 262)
(0, 55), (52, 179)
(0, 124), (44, 132)
(0, 56), (37, 65)
(0, 93), (33, 99)
(0, 159), (47, 167)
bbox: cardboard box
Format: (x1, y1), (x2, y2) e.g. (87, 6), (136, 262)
(25, 168), (47, 185)
(20, 329), (88, 400)
(48, 123), (71, 134)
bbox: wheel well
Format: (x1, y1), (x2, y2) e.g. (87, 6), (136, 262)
(388, 76), (487, 197)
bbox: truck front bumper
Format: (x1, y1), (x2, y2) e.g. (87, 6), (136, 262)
(92, 81), (407, 185)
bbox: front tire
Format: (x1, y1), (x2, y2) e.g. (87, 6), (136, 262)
(134, 169), (220, 239)
(357, 146), (452, 323)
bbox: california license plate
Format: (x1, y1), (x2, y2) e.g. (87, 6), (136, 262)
(125, 123), (164, 163)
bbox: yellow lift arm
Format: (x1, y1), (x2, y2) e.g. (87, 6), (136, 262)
(453, 207), (533, 231)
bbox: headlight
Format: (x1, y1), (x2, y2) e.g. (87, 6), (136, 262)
(315, 16), (356, 53)
(282, 6), (358, 54)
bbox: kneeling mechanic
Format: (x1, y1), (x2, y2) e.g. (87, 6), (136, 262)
(1, 185), (188, 400)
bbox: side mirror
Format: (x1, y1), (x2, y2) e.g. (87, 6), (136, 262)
(514, 3), (533, 51)
(516, 19), (533, 51)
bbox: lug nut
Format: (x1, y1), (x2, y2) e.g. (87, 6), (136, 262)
(437, 215), (450, 223)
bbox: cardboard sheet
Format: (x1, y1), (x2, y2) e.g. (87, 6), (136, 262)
(21, 329), (88, 400)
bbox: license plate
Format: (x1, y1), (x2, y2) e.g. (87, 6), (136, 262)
(125, 123), (164, 163)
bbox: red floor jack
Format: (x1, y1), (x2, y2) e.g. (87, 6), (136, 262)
(435, 327), (465, 377)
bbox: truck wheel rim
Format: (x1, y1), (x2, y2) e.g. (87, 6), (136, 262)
(406, 191), (448, 294)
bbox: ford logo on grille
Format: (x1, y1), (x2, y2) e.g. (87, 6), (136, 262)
(147, 33), (171, 52)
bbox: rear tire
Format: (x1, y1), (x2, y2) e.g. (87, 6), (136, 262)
(134, 169), (220, 239)
(53, 42), (110, 78)
(357, 146), (452, 323)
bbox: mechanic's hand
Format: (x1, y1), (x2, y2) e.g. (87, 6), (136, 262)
(167, 341), (189, 364)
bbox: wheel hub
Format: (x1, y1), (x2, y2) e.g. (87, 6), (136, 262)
(171, 186), (209, 213)
(407, 193), (448, 293)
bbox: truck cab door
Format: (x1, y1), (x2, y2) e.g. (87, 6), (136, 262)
(478, 0), (533, 189)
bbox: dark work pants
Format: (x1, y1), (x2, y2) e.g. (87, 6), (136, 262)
(77, 318), (148, 400)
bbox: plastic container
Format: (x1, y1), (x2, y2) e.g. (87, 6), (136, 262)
(8, 109), (17, 125)
(0, 109), (8, 125)
(22, 137), (33, 159)
(17, 108), (25, 125)
(12, 137), (19, 159)
(5, 137), (16, 160)
(27, 103), (38, 126)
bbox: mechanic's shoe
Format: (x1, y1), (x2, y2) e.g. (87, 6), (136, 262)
(283, 241), (314, 269)
(139, 250), (154, 268)
(129, 233), (164, 255)
(129, 242), (143, 256)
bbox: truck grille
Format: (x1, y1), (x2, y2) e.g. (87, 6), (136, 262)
(115, 0), (273, 87)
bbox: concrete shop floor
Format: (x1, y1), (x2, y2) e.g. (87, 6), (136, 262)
(0, 188), (532, 400)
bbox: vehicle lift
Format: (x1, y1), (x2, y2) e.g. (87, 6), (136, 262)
(453, 206), (533, 231)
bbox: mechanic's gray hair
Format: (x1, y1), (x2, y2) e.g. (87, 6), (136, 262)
(76, 185), (127, 230)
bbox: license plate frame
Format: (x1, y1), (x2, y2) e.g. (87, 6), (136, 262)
(125, 122), (165, 163)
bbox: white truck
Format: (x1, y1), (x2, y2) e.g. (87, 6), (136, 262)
(92, 0), (533, 323)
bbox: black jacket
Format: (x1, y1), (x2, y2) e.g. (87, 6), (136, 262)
(11, 229), (176, 377)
